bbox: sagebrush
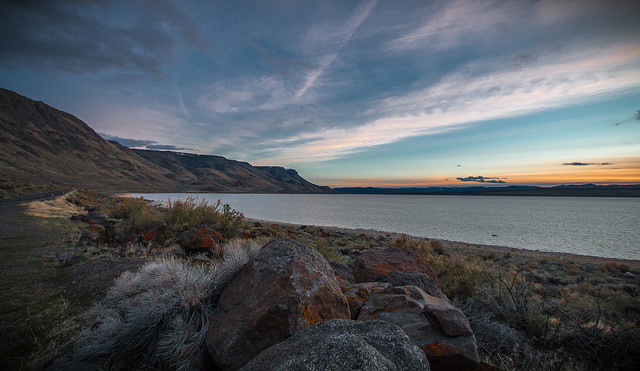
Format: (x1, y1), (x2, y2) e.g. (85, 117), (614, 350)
(111, 196), (246, 239)
(71, 239), (261, 370)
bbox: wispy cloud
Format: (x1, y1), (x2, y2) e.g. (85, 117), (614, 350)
(389, 0), (522, 51)
(388, 0), (636, 53)
(198, 76), (293, 114)
(262, 42), (640, 163)
(457, 176), (506, 184)
(294, 0), (377, 100)
(177, 91), (190, 118)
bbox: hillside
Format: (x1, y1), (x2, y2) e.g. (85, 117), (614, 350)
(132, 148), (333, 193)
(0, 88), (332, 195)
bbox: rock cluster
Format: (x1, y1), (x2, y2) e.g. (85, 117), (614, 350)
(204, 240), (479, 371)
(71, 208), (225, 257)
(206, 239), (350, 370)
(177, 226), (225, 256)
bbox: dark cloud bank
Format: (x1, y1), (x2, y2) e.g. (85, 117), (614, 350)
(456, 176), (506, 184)
(562, 162), (613, 166)
(0, 0), (209, 77)
(101, 134), (189, 151)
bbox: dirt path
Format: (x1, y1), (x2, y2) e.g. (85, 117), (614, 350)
(0, 199), (143, 370)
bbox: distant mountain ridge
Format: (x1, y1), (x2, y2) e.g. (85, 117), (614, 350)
(0, 88), (333, 194)
(336, 185), (640, 197)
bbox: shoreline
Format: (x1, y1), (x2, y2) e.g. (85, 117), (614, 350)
(135, 193), (639, 262)
(247, 217), (640, 266)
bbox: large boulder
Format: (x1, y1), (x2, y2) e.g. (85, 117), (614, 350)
(177, 225), (224, 255)
(241, 319), (430, 371)
(358, 285), (478, 371)
(352, 247), (447, 300)
(206, 239), (351, 370)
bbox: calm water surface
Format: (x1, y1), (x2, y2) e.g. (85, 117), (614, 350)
(134, 193), (640, 260)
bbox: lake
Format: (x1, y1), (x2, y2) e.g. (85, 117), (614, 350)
(133, 193), (640, 260)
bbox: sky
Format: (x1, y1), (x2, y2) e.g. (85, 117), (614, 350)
(1, 0), (639, 187)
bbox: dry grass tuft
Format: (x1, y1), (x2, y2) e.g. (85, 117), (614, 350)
(23, 190), (84, 219)
(70, 239), (261, 370)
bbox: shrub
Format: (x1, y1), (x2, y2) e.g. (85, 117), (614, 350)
(314, 237), (349, 265)
(429, 239), (445, 255)
(110, 197), (161, 233)
(565, 265), (583, 276)
(438, 253), (488, 298)
(165, 197), (245, 239)
(72, 240), (261, 370)
(391, 234), (409, 248)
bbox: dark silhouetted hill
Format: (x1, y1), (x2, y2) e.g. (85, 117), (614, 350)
(0, 88), (332, 195)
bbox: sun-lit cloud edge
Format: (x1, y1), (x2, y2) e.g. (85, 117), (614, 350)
(257, 42), (640, 165)
(313, 156), (640, 188)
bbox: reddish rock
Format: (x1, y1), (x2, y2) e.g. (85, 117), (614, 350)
(177, 226), (224, 255)
(352, 247), (446, 300)
(142, 225), (165, 244)
(329, 261), (354, 290)
(353, 247), (438, 281)
(206, 239), (350, 370)
(358, 285), (478, 371)
(88, 223), (105, 235)
(343, 282), (391, 319)
(238, 231), (255, 240)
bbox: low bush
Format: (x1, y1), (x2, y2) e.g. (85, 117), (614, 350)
(110, 197), (161, 234)
(112, 196), (246, 240)
(314, 237), (350, 265)
(71, 240), (261, 370)
(165, 197), (245, 239)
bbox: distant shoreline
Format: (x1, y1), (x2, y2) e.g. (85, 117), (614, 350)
(335, 184), (640, 197)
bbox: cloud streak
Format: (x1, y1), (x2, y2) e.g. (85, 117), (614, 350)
(457, 176), (506, 184)
(294, 0), (377, 100)
(262, 42), (640, 163)
(562, 162), (613, 166)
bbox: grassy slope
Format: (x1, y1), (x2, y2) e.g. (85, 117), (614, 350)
(0, 196), (143, 370)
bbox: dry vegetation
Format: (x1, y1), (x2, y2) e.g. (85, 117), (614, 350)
(9, 191), (640, 370)
(246, 221), (640, 370)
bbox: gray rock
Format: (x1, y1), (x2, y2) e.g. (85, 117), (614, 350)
(381, 271), (448, 301)
(352, 247), (447, 300)
(343, 282), (391, 319)
(358, 285), (479, 371)
(241, 319), (430, 371)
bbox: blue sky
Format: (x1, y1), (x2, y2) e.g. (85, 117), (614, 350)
(1, 0), (639, 187)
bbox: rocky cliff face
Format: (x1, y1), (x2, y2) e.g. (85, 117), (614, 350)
(0, 88), (332, 194)
(134, 149), (334, 193)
